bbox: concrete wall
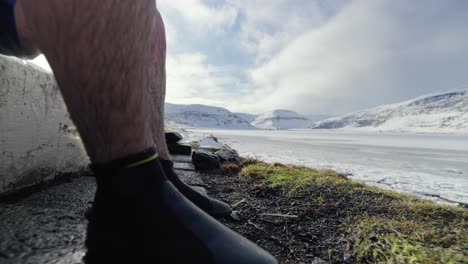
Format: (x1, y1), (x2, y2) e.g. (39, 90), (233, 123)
(0, 55), (88, 195)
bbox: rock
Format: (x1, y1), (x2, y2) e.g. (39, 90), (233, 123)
(0, 56), (88, 195)
(171, 155), (193, 163)
(165, 132), (183, 144)
(173, 162), (195, 171)
(229, 211), (241, 221)
(343, 252), (352, 262)
(214, 149), (241, 164)
(339, 237), (348, 243)
(192, 151), (220, 171)
(312, 257), (328, 264)
(197, 136), (225, 149)
(167, 143), (192, 155)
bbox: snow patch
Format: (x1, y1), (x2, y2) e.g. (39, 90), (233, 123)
(252, 109), (313, 129)
(196, 136), (226, 149)
(233, 112), (258, 123)
(312, 90), (468, 134)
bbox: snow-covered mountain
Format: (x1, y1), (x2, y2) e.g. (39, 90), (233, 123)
(165, 103), (255, 129)
(252, 110), (312, 129)
(306, 114), (332, 123)
(233, 112), (258, 123)
(311, 90), (468, 133)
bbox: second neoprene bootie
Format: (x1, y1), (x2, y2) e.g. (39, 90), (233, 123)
(85, 146), (277, 264)
(160, 159), (232, 217)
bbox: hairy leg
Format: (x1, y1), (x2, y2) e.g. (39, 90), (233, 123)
(10, 2), (277, 262)
(16, 0), (156, 163)
(15, 0), (230, 217)
(149, 11), (171, 161)
(148, 10), (231, 216)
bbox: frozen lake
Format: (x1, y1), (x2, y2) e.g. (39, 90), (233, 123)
(188, 129), (468, 205)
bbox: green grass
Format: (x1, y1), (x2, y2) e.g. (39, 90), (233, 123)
(240, 158), (468, 263)
(221, 161), (241, 175)
(350, 209), (467, 264)
(240, 159), (349, 194)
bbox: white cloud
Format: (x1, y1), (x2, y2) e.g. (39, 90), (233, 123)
(165, 52), (242, 108)
(230, 0), (329, 64)
(158, 0), (344, 113)
(158, 0), (238, 32)
(25, 1), (458, 116)
(26, 1), (468, 117)
(24, 1), (468, 117)
(244, 0), (468, 114)
(160, 13), (176, 47)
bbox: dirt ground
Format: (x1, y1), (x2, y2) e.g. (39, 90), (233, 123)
(202, 174), (344, 263)
(201, 171), (364, 264)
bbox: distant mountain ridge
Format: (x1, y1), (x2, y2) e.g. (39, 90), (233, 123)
(165, 103), (320, 130)
(251, 109), (312, 129)
(165, 103), (255, 129)
(312, 90), (468, 133)
(233, 112), (258, 123)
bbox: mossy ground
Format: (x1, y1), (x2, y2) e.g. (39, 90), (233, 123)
(241, 159), (468, 263)
(205, 158), (467, 263)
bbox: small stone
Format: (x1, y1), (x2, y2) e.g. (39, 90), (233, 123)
(192, 151), (221, 171)
(214, 149), (241, 164)
(167, 143), (192, 155)
(173, 162), (195, 171)
(229, 211), (241, 221)
(165, 132), (183, 144)
(312, 257), (328, 264)
(339, 237), (348, 243)
(368, 232), (377, 241)
(171, 155), (193, 163)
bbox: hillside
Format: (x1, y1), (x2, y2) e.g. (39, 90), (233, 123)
(233, 112), (258, 123)
(252, 109), (312, 129)
(312, 91), (468, 133)
(165, 103), (255, 129)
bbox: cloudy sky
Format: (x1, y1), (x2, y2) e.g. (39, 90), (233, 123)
(33, 0), (468, 115)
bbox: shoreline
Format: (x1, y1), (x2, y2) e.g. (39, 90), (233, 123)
(184, 128), (468, 207)
(185, 129), (467, 262)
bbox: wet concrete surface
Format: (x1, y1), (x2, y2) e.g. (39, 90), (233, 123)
(0, 176), (93, 264)
(0, 160), (205, 264)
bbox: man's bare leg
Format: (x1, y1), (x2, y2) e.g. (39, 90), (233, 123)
(148, 10), (171, 161)
(10, 1), (276, 263)
(150, 75), (171, 160)
(16, 0), (154, 163)
(149, 11), (231, 217)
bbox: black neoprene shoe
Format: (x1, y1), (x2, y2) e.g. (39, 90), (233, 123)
(84, 147), (277, 264)
(160, 159), (232, 217)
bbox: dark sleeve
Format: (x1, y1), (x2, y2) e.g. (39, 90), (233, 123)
(0, 0), (38, 58)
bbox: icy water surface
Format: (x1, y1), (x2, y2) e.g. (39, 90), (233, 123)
(188, 129), (468, 205)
